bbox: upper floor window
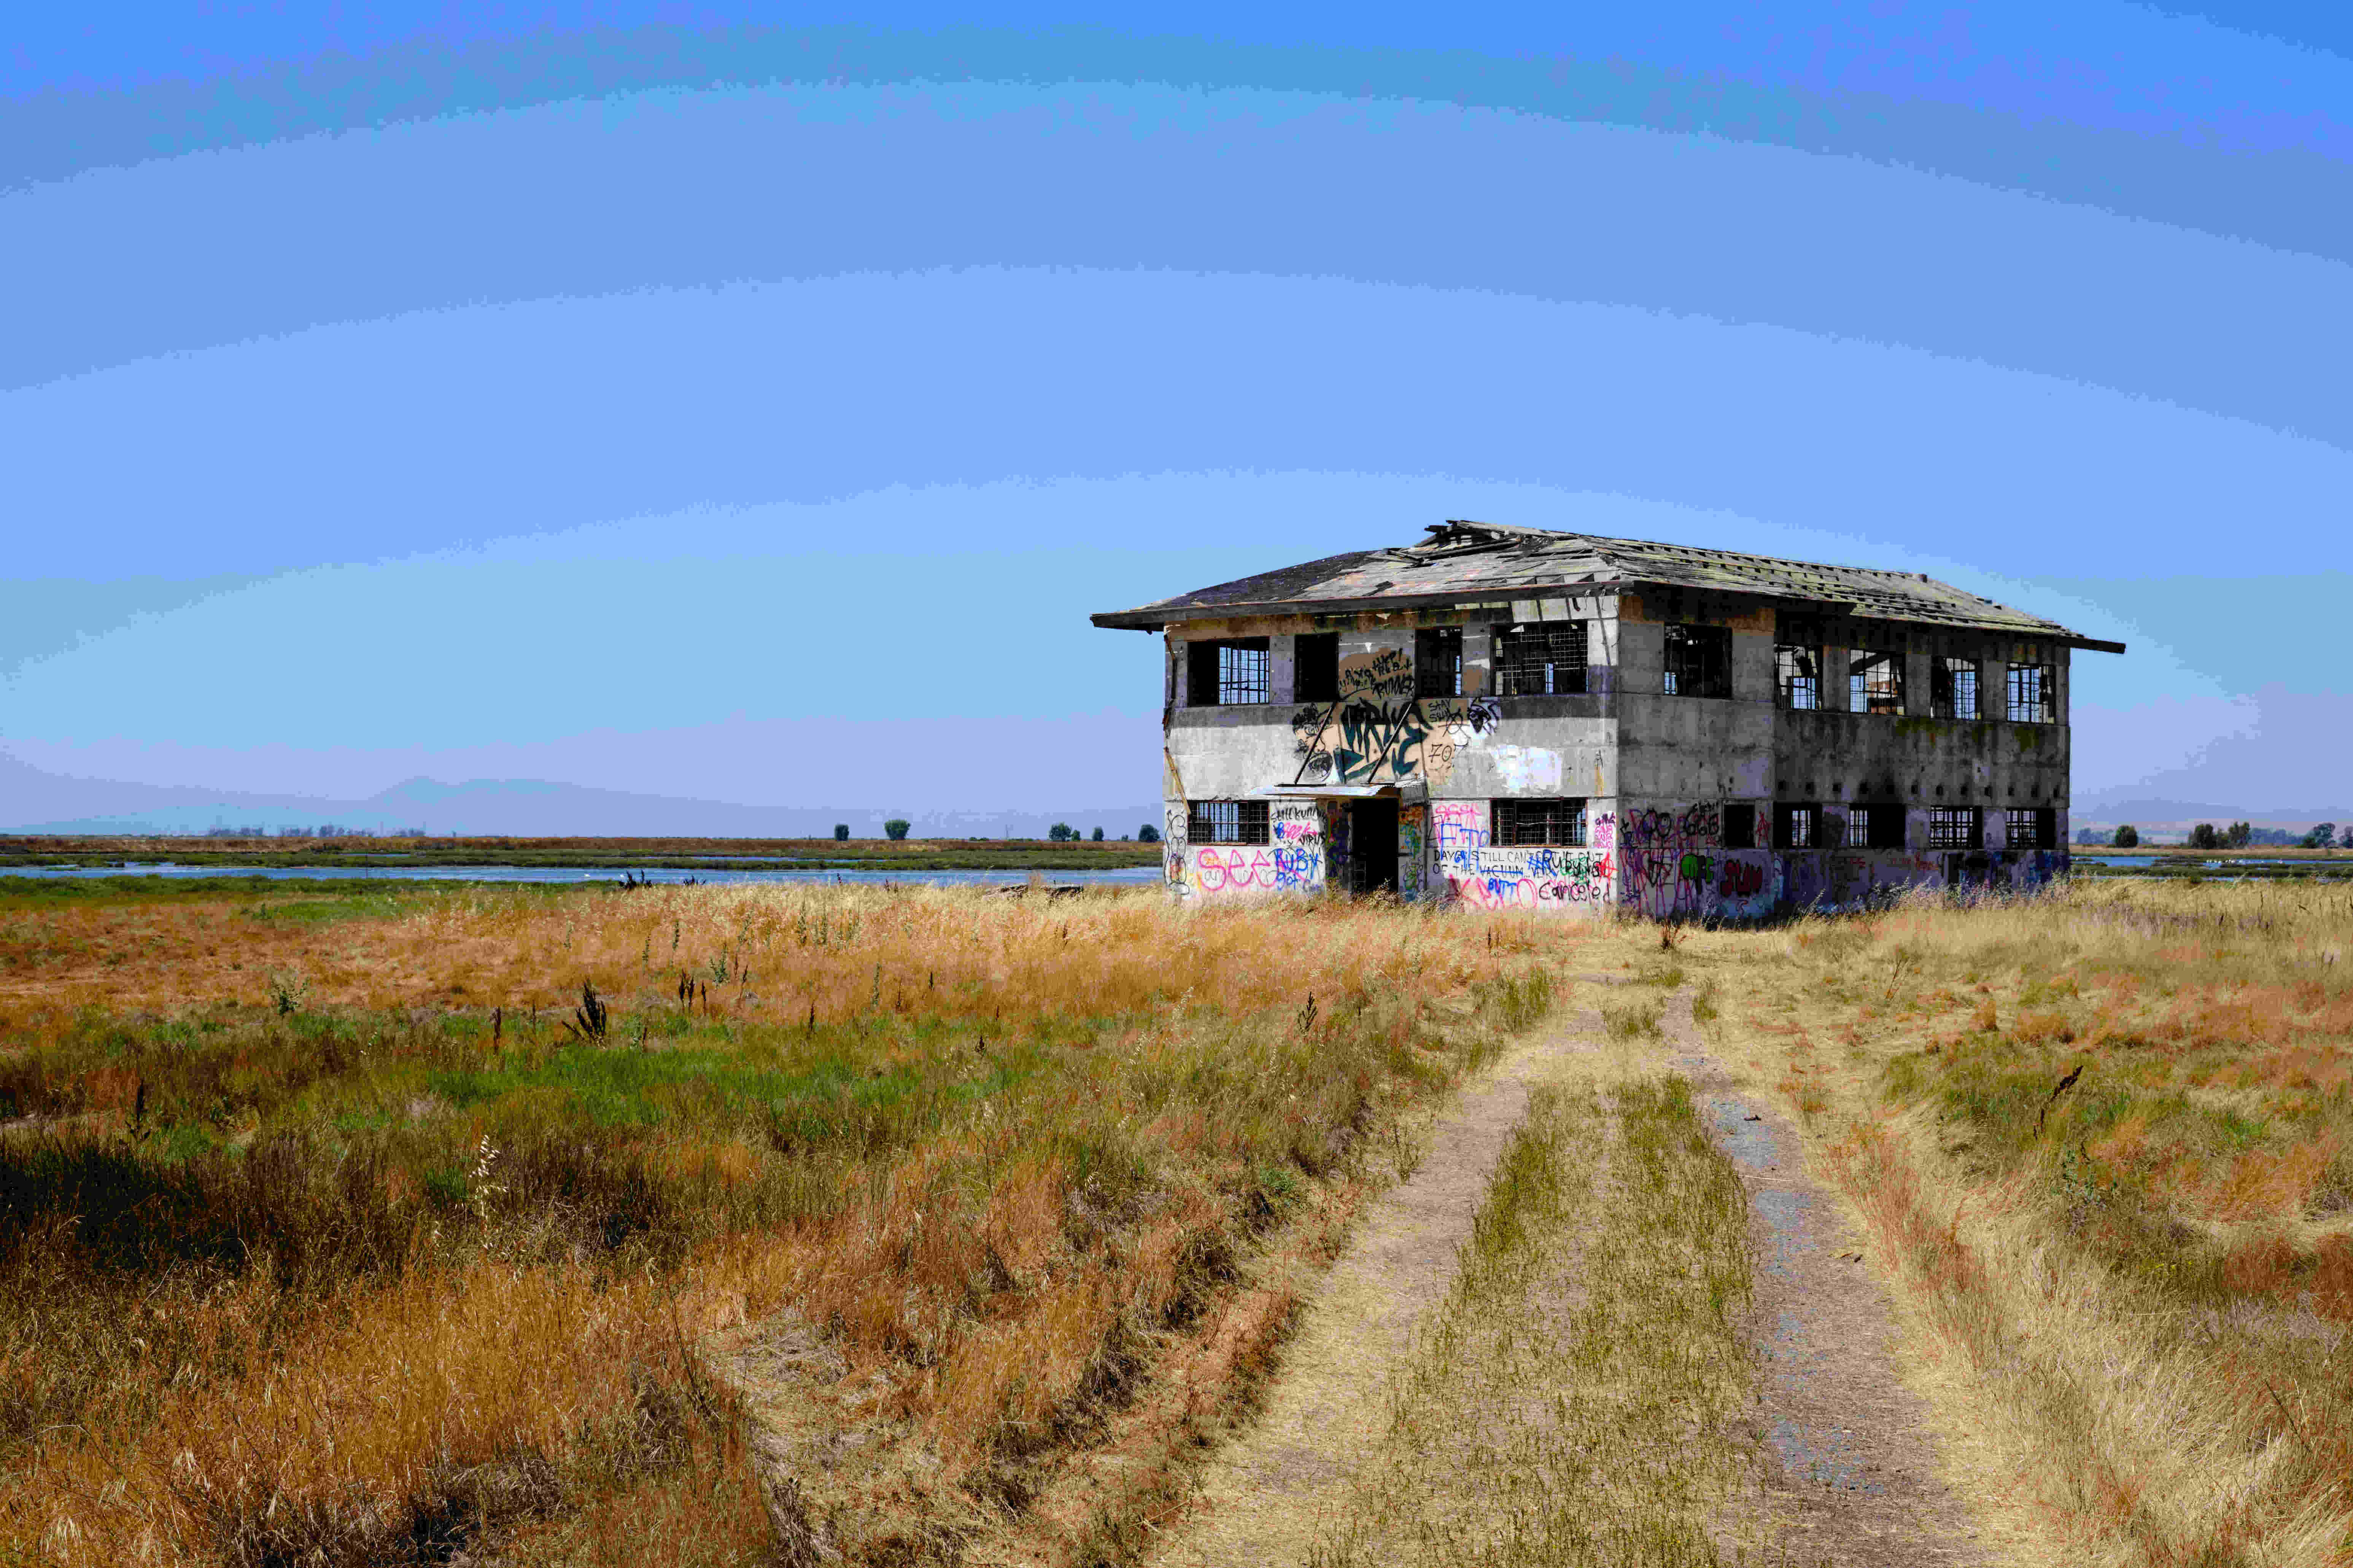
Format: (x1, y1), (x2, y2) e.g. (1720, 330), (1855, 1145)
(1188, 799), (1270, 845)
(1775, 802), (1820, 850)
(1186, 639), (1270, 706)
(1851, 649), (1905, 715)
(1493, 798), (1588, 847)
(1494, 622), (1587, 696)
(2006, 663), (2055, 723)
(1663, 624), (1732, 698)
(1294, 633), (1339, 704)
(1926, 807), (1982, 850)
(1776, 643), (1821, 709)
(1932, 656), (1980, 720)
(2006, 807), (2056, 850)
(1415, 627), (1463, 698)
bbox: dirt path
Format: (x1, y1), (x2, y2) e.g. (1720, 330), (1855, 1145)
(1143, 998), (1607, 1567)
(1149, 974), (1991, 1568)
(1658, 980), (1989, 1566)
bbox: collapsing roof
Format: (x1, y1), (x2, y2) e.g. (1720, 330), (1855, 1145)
(1091, 519), (2126, 653)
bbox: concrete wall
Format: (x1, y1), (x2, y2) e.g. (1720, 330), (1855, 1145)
(1156, 598), (2078, 914)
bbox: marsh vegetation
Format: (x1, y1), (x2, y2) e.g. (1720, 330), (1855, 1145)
(0, 882), (1559, 1565)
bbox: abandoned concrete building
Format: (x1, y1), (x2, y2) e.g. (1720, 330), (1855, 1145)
(1091, 520), (2125, 918)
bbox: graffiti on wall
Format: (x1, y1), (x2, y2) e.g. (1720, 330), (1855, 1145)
(1397, 805), (1426, 898)
(1432, 800), (1488, 852)
(1175, 798), (1327, 899)
(1439, 842), (1617, 909)
(1293, 655), (1503, 788)
(1619, 804), (1722, 920)
(1272, 799), (1327, 891)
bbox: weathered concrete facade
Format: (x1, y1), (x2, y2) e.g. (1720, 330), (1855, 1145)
(1094, 522), (2122, 918)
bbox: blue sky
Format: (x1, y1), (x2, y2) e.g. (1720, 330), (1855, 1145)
(4, 3), (2350, 822)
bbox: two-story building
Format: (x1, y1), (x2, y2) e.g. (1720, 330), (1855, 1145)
(1091, 520), (2124, 917)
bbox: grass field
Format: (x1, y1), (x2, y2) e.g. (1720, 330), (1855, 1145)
(0, 835), (1165, 873)
(0, 881), (1562, 1565)
(10, 875), (2351, 1565)
(1693, 882), (2353, 1566)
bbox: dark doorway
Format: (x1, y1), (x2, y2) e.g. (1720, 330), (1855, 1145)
(1348, 798), (1399, 894)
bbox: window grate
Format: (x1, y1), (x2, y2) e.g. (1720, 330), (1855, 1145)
(1492, 798), (1588, 847)
(1187, 799), (1270, 845)
(2006, 808), (2055, 850)
(1776, 803), (1819, 850)
(1845, 805), (1905, 849)
(1663, 624), (1732, 698)
(2006, 663), (2054, 723)
(1415, 627), (1463, 698)
(1186, 639), (1270, 706)
(1932, 657), (1979, 720)
(1776, 644), (1820, 709)
(1927, 807), (1981, 850)
(1494, 623), (1587, 696)
(1851, 650), (1905, 715)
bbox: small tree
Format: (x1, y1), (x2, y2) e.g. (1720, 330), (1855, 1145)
(1138, 823), (1161, 844)
(2223, 821), (2253, 849)
(834, 824), (850, 842)
(2187, 823), (2220, 850)
(1090, 825), (1105, 842)
(884, 819), (911, 841)
(2305, 822), (2338, 849)
(1047, 822), (1076, 842)
(2111, 824), (2139, 848)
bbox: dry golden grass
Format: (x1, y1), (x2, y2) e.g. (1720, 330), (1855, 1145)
(1307, 1075), (1765, 1568)
(1694, 882), (2353, 1568)
(0, 884), (1581, 1565)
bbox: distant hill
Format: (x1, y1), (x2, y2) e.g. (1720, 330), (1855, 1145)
(2071, 785), (2353, 833)
(0, 755), (1157, 841)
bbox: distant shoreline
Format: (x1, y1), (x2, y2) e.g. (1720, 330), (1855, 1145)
(0, 834), (1164, 874)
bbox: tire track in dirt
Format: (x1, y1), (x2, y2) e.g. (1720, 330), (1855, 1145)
(1657, 978), (1990, 1566)
(1143, 997), (1610, 1568)
(1154, 972), (1991, 1568)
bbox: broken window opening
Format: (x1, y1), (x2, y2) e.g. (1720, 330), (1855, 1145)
(1776, 644), (1821, 709)
(1187, 799), (1271, 845)
(1846, 805), (1905, 850)
(2006, 807), (2056, 850)
(1415, 627), (1463, 699)
(1850, 650), (1905, 715)
(1494, 623), (1587, 696)
(1775, 803), (1819, 850)
(1722, 802), (1758, 849)
(2006, 663), (2055, 724)
(1294, 633), (1339, 704)
(1492, 798), (1588, 847)
(1927, 807), (1981, 850)
(1186, 638), (1270, 707)
(1931, 656), (1980, 721)
(1663, 624), (1732, 699)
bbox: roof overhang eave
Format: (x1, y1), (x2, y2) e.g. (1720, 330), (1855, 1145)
(1089, 583), (1625, 631)
(1095, 589), (2127, 654)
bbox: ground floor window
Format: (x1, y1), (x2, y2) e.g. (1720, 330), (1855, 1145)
(1927, 807), (1982, 850)
(1493, 798), (1588, 847)
(1721, 802), (1757, 848)
(2006, 807), (2056, 850)
(1774, 802), (1820, 849)
(1187, 799), (1271, 845)
(1845, 804), (1905, 849)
